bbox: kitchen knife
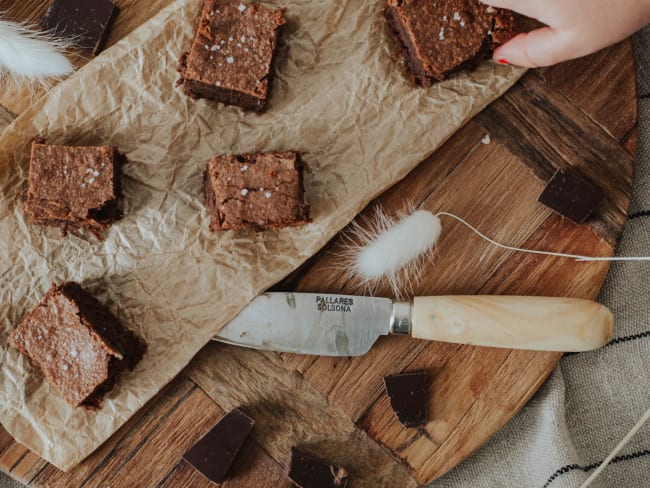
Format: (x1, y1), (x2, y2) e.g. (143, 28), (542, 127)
(213, 293), (614, 355)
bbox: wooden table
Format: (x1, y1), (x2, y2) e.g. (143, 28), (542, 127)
(0, 1), (637, 486)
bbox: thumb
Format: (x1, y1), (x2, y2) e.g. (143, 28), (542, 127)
(493, 27), (574, 68)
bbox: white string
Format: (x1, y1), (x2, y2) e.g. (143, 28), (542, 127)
(578, 406), (650, 487)
(435, 212), (650, 262)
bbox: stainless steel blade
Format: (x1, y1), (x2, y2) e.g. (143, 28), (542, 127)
(214, 292), (393, 356)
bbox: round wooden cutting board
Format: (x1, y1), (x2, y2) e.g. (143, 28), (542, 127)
(0, 1), (637, 486)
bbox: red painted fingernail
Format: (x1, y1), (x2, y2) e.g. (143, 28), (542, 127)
(497, 58), (509, 65)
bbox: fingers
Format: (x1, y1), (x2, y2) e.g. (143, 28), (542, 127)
(493, 28), (574, 68)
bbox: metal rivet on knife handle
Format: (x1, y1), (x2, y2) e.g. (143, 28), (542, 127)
(390, 302), (411, 335)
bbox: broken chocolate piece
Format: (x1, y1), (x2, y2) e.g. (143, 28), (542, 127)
(40, 0), (119, 55)
(384, 370), (428, 428)
(288, 448), (349, 488)
(538, 169), (605, 224)
(183, 408), (255, 484)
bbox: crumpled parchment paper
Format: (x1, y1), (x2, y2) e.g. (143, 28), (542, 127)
(0, 0), (524, 471)
(0, 106), (12, 135)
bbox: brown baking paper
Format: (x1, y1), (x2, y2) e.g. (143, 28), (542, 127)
(0, 106), (12, 135)
(0, 0), (525, 471)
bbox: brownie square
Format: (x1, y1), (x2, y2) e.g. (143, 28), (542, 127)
(538, 169), (605, 224)
(9, 282), (146, 409)
(205, 151), (310, 231)
(384, 0), (515, 85)
(40, 0), (119, 55)
(24, 140), (124, 238)
(177, 0), (285, 112)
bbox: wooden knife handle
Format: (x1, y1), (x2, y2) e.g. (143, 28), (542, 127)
(410, 296), (614, 352)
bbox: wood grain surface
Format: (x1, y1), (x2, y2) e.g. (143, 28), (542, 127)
(0, 0), (638, 486)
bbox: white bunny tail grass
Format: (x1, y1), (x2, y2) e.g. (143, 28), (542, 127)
(338, 207), (442, 298)
(0, 19), (74, 90)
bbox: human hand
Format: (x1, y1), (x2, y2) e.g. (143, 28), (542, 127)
(483, 0), (650, 67)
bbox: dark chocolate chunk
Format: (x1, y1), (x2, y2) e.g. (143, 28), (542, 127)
(9, 282), (146, 409)
(177, 0), (285, 112)
(288, 448), (349, 488)
(183, 408), (255, 484)
(384, 0), (515, 85)
(384, 370), (428, 428)
(40, 0), (119, 55)
(538, 169), (605, 224)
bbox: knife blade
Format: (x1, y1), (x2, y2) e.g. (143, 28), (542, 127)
(214, 292), (615, 356)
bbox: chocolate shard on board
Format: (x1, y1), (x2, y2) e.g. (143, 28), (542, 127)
(40, 0), (119, 55)
(9, 282), (146, 409)
(384, 370), (428, 428)
(538, 169), (605, 224)
(384, 0), (516, 85)
(177, 0), (286, 112)
(288, 448), (349, 488)
(24, 139), (125, 238)
(183, 408), (255, 484)
(204, 150), (311, 231)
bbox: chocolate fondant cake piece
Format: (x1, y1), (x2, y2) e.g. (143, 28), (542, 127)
(9, 282), (146, 409)
(288, 448), (349, 488)
(384, 0), (516, 85)
(24, 140), (124, 238)
(177, 0), (286, 112)
(205, 150), (310, 231)
(384, 370), (428, 428)
(40, 0), (119, 54)
(538, 169), (605, 224)
(183, 408), (255, 484)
